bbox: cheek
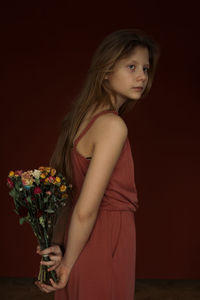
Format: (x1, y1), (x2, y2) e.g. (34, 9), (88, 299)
(110, 71), (129, 85)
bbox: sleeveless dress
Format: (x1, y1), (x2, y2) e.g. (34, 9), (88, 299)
(54, 109), (139, 300)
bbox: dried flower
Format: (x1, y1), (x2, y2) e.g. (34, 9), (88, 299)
(33, 169), (41, 179)
(55, 177), (61, 183)
(40, 173), (46, 179)
(9, 171), (15, 177)
(50, 168), (56, 176)
(46, 191), (52, 195)
(38, 166), (45, 171)
(15, 170), (23, 176)
(21, 171), (33, 186)
(7, 166), (72, 285)
(60, 185), (67, 192)
(48, 176), (55, 183)
(34, 187), (42, 194)
(7, 177), (14, 188)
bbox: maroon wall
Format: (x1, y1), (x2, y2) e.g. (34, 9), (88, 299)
(1, 2), (199, 279)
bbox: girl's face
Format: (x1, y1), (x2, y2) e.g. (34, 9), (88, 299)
(105, 46), (149, 103)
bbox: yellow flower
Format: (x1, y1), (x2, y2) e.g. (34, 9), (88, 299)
(45, 178), (49, 183)
(55, 177), (61, 183)
(9, 171), (15, 177)
(40, 173), (46, 179)
(45, 167), (51, 173)
(62, 193), (68, 199)
(60, 185), (67, 192)
(50, 168), (56, 176)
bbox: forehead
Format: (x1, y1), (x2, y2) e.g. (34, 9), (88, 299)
(120, 46), (149, 64)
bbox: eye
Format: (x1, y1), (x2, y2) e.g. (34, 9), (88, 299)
(144, 67), (150, 73)
(128, 64), (136, 71)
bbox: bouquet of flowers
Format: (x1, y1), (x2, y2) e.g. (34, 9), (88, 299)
(7, 166), (72, 284)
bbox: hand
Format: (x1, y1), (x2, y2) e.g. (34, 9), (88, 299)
(36, 244), (63, 271)
(35, 261), (71, 293)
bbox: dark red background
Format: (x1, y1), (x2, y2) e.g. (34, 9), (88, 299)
(1, 2), (199, 279)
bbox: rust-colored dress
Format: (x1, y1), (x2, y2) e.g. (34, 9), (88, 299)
(54, 109), (139, 300)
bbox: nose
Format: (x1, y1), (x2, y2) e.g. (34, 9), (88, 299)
(136, 68), (147, 82)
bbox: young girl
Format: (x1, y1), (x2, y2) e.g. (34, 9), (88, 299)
(35, 28), (160, 299)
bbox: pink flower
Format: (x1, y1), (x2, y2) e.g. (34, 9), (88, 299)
(48, 176), (55, 183)
(7, 177), (14, 188)
(34, 187), (42, 194)
(46, 191), (52, 195)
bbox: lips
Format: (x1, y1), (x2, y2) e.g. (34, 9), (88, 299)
(133, 87), (143, 90)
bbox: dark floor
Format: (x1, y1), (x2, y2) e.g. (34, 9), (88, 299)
(0, 278), (200, 300)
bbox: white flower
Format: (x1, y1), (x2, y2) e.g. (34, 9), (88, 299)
(32, 169), (41, 179)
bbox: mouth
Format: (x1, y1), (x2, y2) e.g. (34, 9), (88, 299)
(132, 87), (143, 91)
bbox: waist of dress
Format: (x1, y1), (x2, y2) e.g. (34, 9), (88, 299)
(99, 207), (134, 213)
(99, 202), (136, 213)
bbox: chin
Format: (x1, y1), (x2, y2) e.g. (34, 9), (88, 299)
(131, 95), (141, 100)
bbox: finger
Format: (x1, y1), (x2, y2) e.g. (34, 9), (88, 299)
(36, 245), (41, 254)
(38, 247), (52, 255)
(49, 254), (62, 261)
(40, 282), (56, 292)
(40, 246), (62, 255)
(49, 277), (67, 289)
(35, 280), (56, 293)
(47, 264), (59, 271)
(35, 281), (48, 293)
(49, 278), (63, 289)
(40, 260), (55, 266)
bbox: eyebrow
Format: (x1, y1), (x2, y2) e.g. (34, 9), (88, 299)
(128, 59), (150, 67)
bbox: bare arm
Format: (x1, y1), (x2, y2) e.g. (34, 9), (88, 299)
(62, 114), (128, 271)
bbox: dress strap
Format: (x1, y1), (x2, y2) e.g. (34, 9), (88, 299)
(73, 109), (118, 148)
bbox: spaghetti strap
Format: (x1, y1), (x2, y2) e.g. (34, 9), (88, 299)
(73, 109), (118, 148)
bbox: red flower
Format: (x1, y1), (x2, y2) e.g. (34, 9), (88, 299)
(36, 209), (43, 218)
(18, 207), (28, 217)
(34, 187), (42, 194)
(15, 170), (23, 176)
(7, 177), (14, 188)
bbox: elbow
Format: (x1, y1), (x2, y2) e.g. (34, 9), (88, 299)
(75, 206), (98, 222)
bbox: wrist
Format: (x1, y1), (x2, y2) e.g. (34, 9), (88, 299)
(61, 256), (73, 273)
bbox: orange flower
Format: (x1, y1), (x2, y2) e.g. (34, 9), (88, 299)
(39, 166), (45, 171)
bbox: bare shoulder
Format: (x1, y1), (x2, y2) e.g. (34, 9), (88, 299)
(75, 113), (128, 218)
(92, 113), (128, 145)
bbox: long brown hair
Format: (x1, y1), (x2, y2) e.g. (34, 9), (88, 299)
(50, 28), (160, 203)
